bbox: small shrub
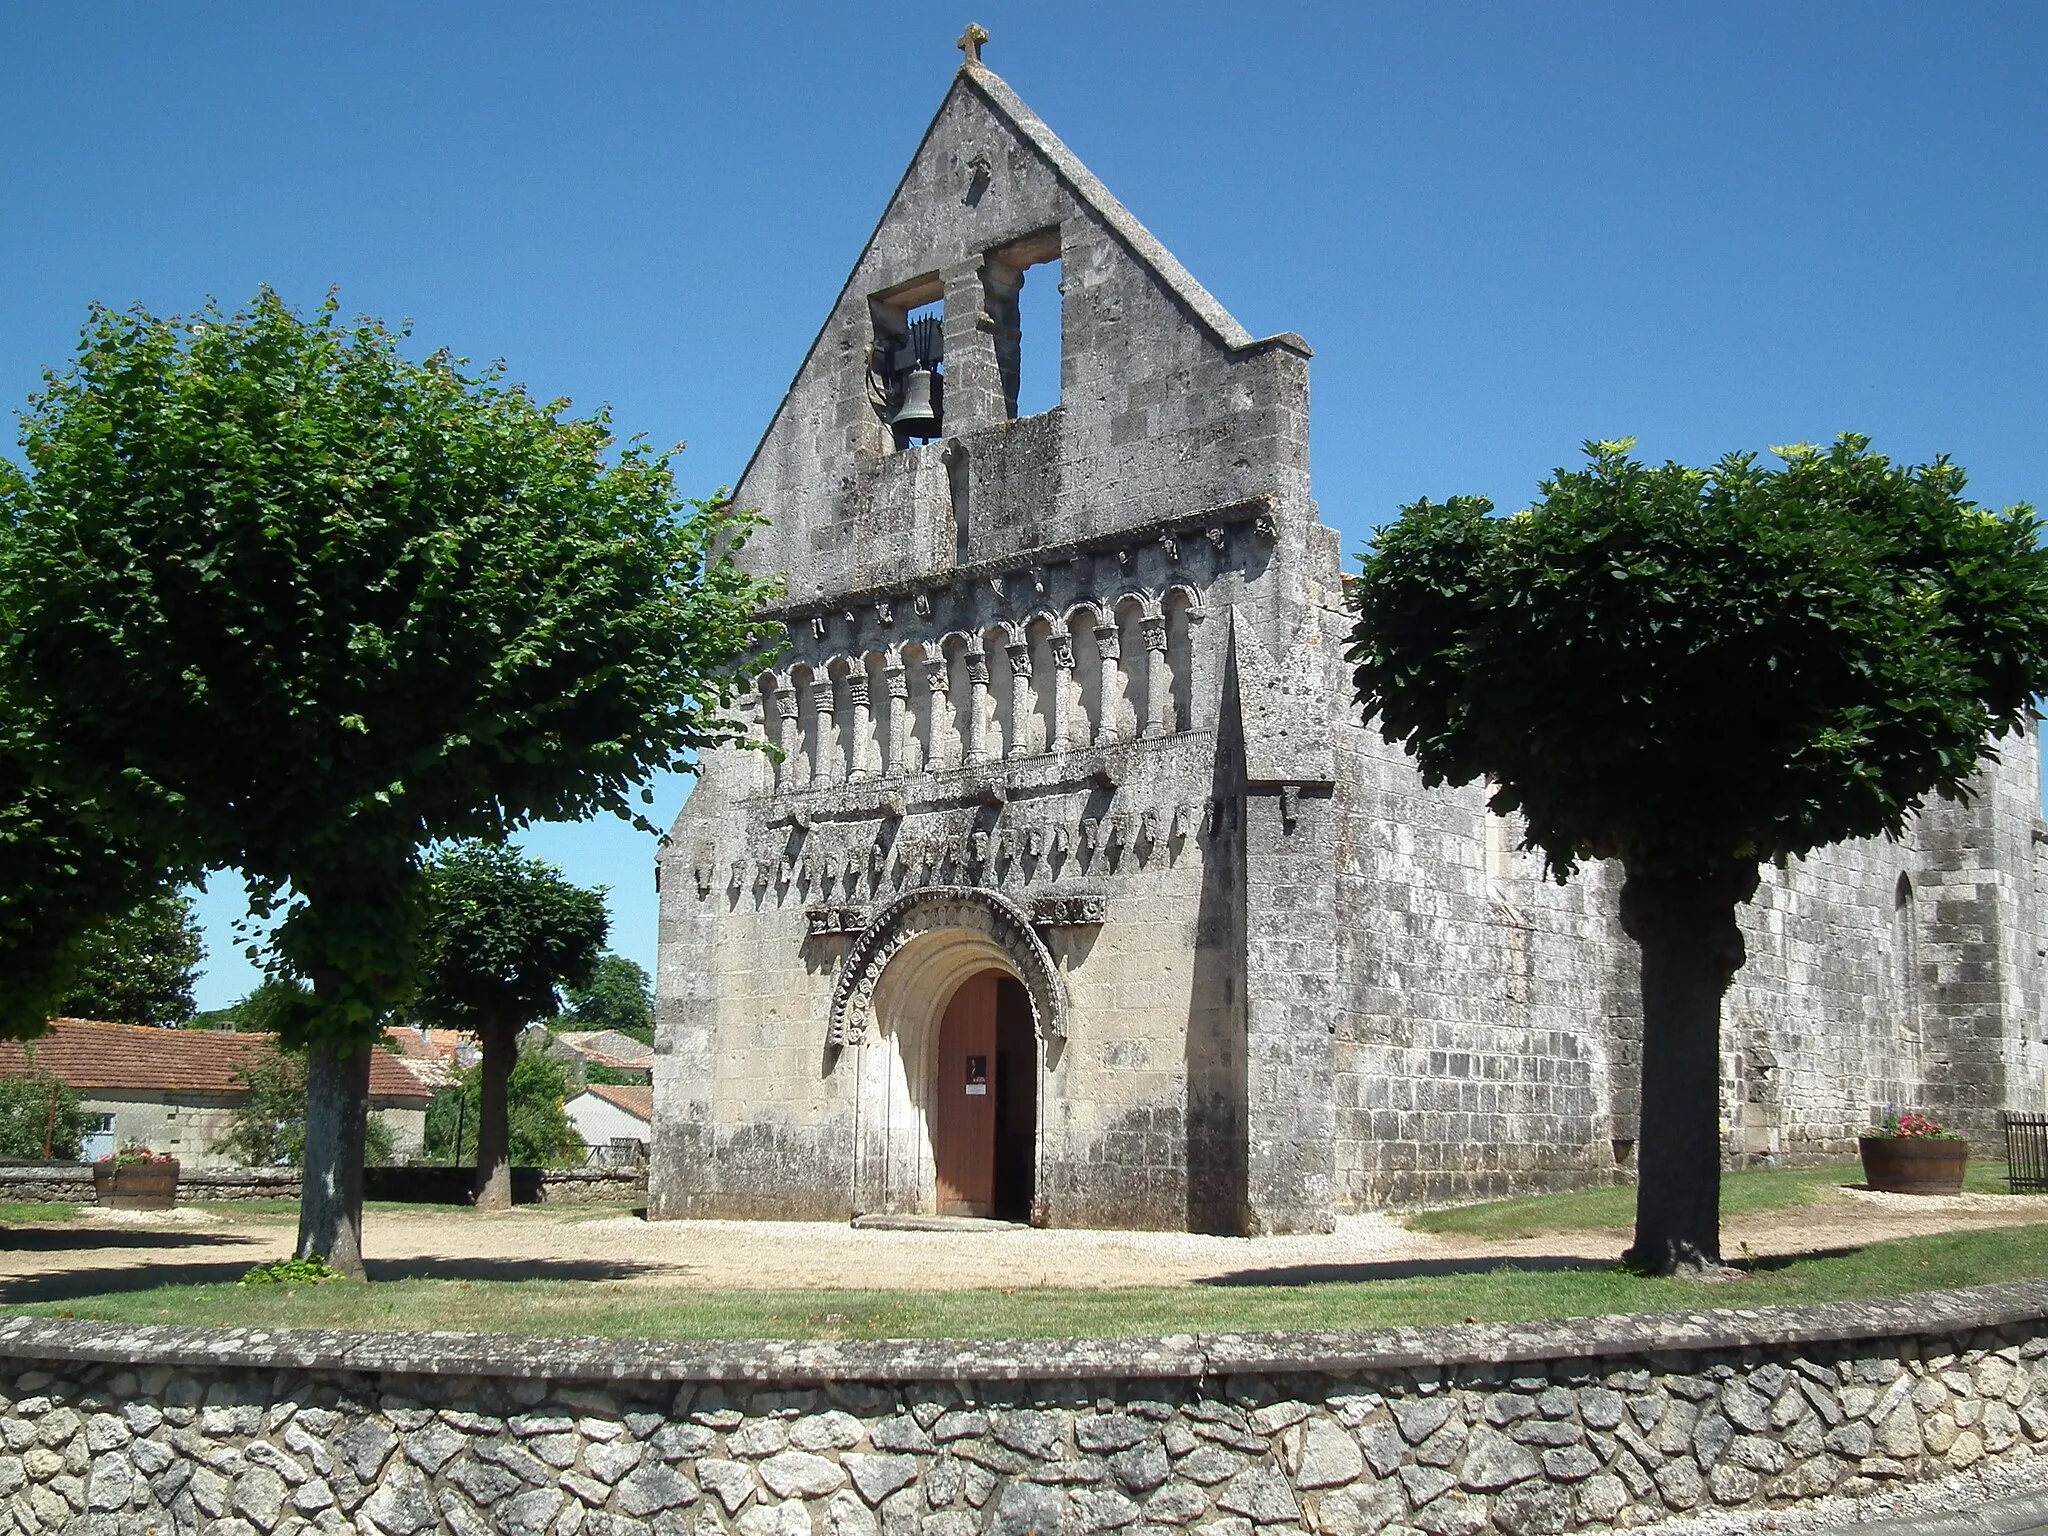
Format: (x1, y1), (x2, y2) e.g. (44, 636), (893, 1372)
(240, 1255), (342, 1286)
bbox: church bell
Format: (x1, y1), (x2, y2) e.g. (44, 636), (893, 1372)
(889, 365), (942, 437)
(887, 315), (945, 440)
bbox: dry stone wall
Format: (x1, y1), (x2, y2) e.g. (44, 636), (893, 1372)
(7, 1283), (2048, 1536)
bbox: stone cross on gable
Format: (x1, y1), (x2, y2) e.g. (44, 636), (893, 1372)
(957, 23), (989, 68)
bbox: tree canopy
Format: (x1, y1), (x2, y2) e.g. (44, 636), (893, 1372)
(558, 953), (655, 1042)
(0, 289), (780, 1041)
(0, 289), (781, 1268)
(1349, 436), (2048, 880)
(415, 842), (609, 1035)
(56, 891), (205, 1028)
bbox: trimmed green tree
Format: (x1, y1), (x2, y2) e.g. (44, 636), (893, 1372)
(0, 290), (780, 1274)
(414, 841), (607, 1208)
(1349, 436), (2048, 1276)
(558, 953), (655, 1043)
(56, 891), (205, 1027)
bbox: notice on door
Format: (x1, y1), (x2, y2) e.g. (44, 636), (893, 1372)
(965, 1055), (988, 1095)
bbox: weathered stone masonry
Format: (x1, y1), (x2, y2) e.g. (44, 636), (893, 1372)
(10, 1284), (2048, 1535)
(651, 47), (2048, 1233)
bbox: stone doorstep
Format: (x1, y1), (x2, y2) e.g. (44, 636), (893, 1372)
(849, 1214), (1027, 1233)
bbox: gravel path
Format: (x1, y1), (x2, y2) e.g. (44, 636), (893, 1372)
(2, 1181), (2043, 1298)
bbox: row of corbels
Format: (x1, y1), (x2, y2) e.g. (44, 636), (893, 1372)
(689, 798), (1233, 899)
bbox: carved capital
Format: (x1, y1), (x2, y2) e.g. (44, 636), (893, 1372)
(1030, 892), (1108, 928)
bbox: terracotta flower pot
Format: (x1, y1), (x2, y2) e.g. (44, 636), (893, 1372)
(91, 1158), (180, 1210)
(1859, 1136), (1967, 1195)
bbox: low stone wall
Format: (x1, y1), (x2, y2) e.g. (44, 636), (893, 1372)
(4, 1282), (2048, 1534)
(0, 1164), (642, 1206)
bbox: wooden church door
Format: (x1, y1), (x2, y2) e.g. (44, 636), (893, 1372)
(935, 972), (998, 1216)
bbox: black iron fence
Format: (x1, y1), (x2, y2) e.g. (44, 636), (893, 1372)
(2000, 1111), (2048, 1194)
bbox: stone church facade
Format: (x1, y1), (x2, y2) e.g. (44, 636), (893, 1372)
(649, 49), (2048, 1233)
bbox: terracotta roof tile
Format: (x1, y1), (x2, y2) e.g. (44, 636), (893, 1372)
(582, 1083), (653, 1123)
(0, 1019), (435, 1106)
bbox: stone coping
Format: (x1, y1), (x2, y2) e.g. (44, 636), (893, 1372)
(4, 1279), (2045, 1387)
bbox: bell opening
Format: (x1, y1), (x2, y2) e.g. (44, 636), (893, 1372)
(875, 299), (945, 450)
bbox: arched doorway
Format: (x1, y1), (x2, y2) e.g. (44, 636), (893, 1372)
(934, 971), (1038, 1220)
(832, 887), (1065, 1220)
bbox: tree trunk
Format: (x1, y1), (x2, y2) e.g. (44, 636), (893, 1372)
(1618, 863), (1760, 1278)
(297, 1041), (371, 1278)
(476, 1018), (517, 1211)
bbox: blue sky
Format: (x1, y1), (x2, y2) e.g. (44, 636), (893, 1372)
(3, 3), (2043, 1008)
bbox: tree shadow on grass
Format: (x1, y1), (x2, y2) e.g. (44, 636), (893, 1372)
(0, 1252), (668, 1305)
(1196, 1255), (1624, 1287)
(1197, 1245), (1868, 1289)
(0, 1226), (260, 1253)
(366, 1257), (668, 1284)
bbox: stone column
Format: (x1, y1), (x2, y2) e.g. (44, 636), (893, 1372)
(883, 657), (912, 774)
(1048, 634), (1075, 752)
(812, 676), (840, 787)
(1141, 616), (1171, 739)
(922, 654), (952, 771)
(846, 673), (873, 783)
(942, 260), (1008, 436)
(1093, 620), (1122, 744)
(1005, 639), (1034, 759)
(772, 682), (799, 792)
(964, 644), (992, 765)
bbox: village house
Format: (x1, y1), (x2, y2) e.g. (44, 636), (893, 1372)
(565, 1083), (653, 1163)
(0, 1018), (438, 1168)
(650, 37), (2048, 1233)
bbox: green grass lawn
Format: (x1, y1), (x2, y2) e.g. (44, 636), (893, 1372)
(15, 1222), (2048, 1343)
(0, 1204), (81, 1225)
(1404, 1160), (2027, 1240)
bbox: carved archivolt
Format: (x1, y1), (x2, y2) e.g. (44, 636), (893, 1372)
(828, 886), (1067, 1049)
